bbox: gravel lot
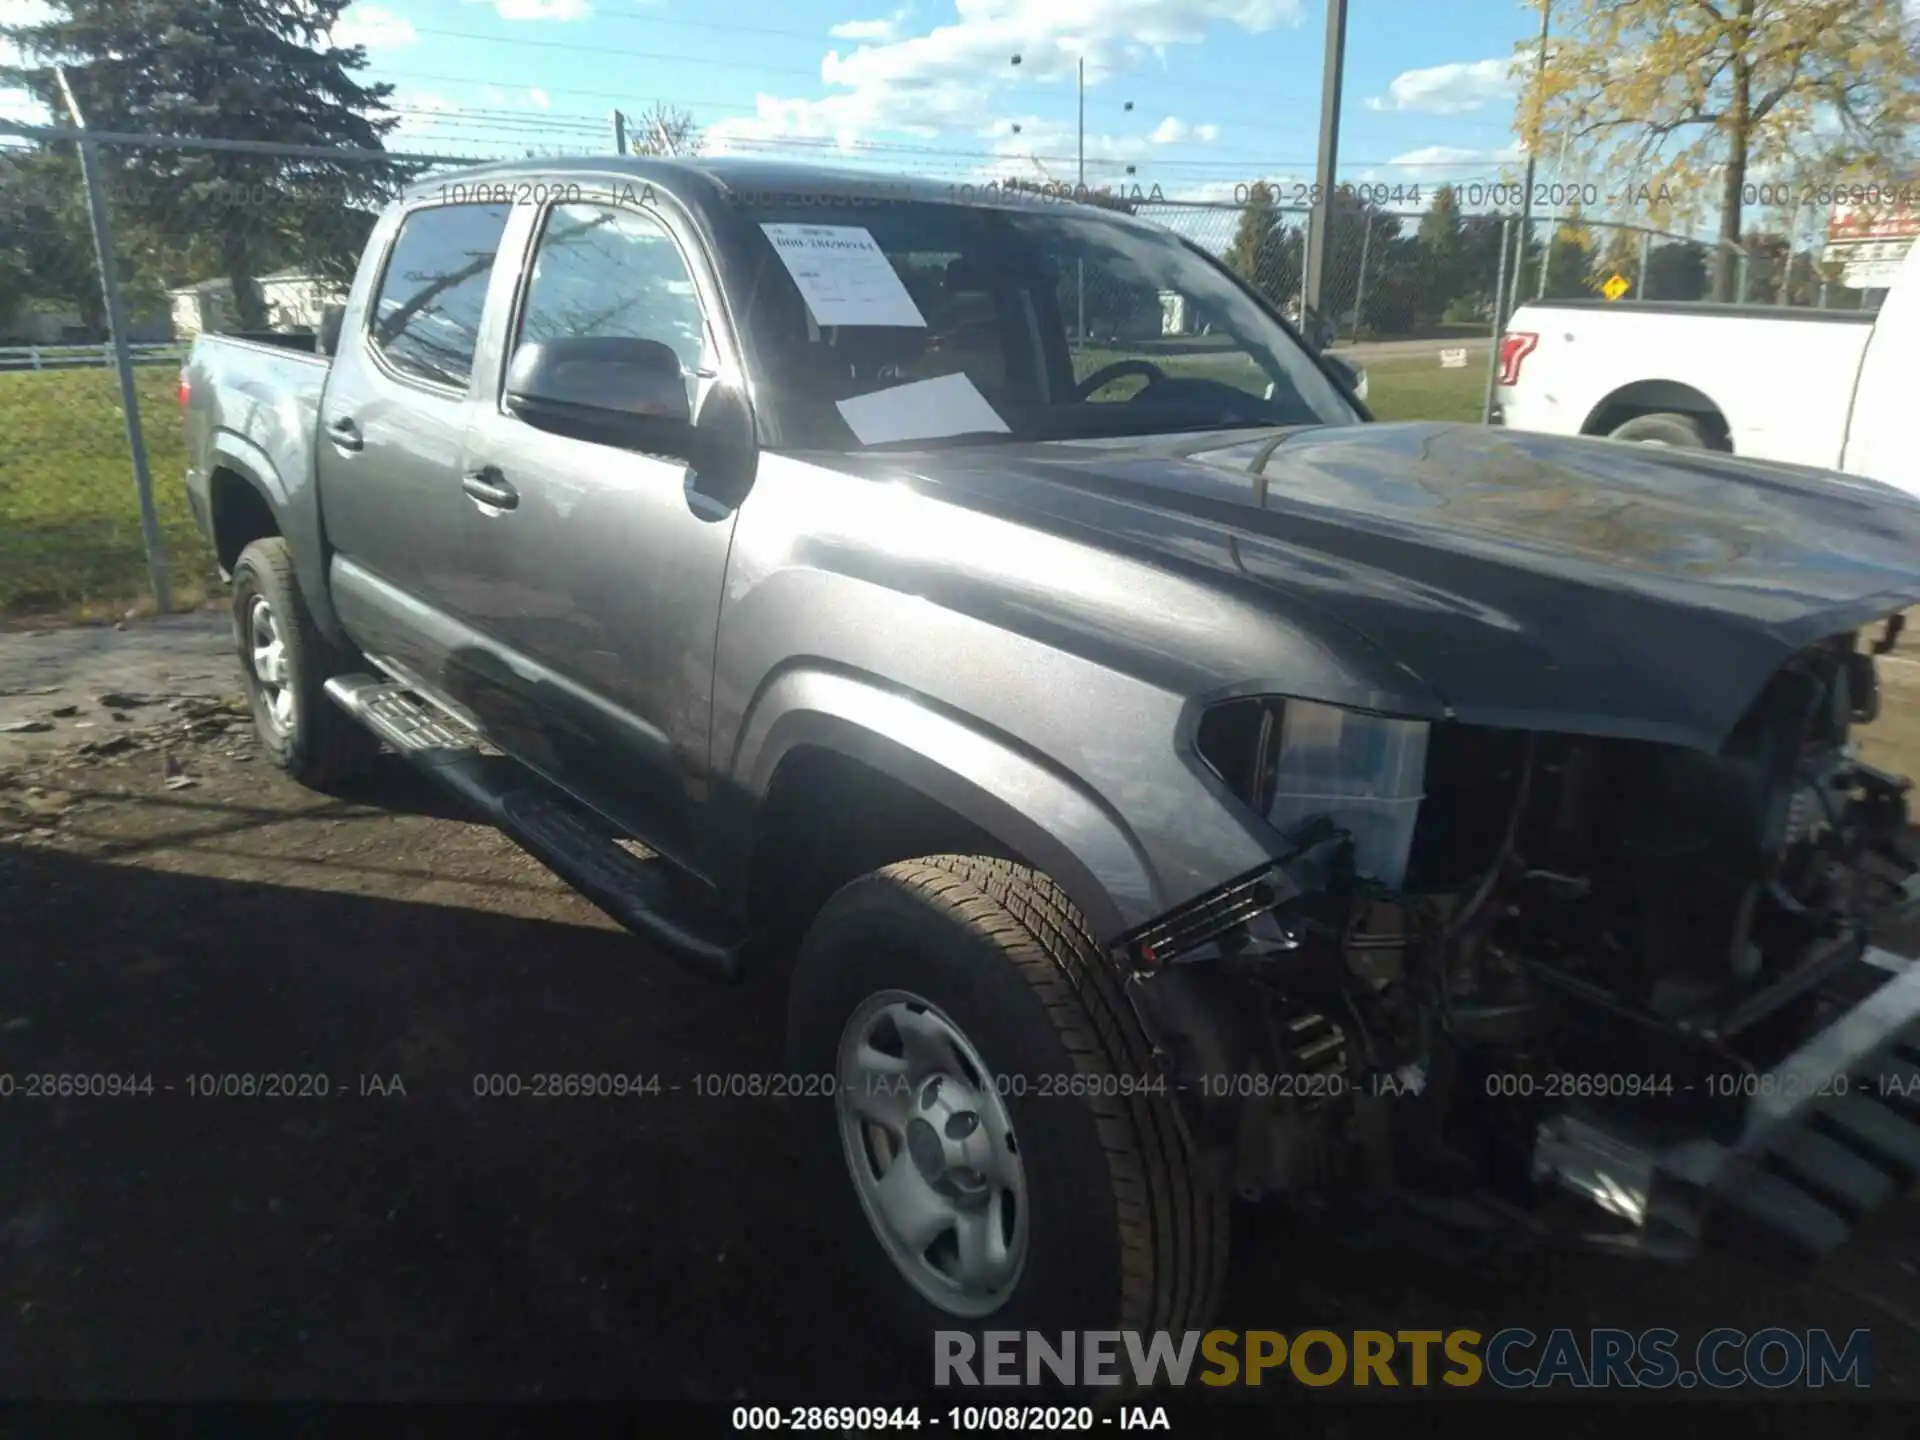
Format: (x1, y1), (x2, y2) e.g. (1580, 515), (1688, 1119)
(2, 614), (1919, 1420)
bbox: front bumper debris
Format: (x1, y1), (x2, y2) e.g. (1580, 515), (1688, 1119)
(1534, 947), (1920, 1261)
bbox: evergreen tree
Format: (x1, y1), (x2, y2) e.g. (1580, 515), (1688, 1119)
(1222, 181), (1297, 308)
(1, 0), (406, 329)
(1644, 240), (1710, 300)
(1415, 182), (1465, 308)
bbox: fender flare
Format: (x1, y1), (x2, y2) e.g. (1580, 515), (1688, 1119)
(730, 666), (1164, 941)
(206, 431), (346, 645)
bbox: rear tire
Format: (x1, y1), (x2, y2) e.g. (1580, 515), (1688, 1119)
(231, 537), (378, 789)
(1607, 411), (1711, 448)
(785, 855), (1228, 1374)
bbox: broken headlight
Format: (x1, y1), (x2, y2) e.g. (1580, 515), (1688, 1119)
(1197, 696), (1430, 888)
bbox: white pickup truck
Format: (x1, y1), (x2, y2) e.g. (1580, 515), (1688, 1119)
(1495, 236), (1918, 493)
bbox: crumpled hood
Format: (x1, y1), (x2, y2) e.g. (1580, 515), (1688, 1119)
(894, 421), (1920, 750)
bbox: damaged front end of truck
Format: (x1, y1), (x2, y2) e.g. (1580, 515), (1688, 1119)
(1110, 613), (1920, 1263)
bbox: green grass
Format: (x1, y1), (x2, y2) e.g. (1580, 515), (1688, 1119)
(0, 349), (1487, 622)
(0, 366), (217, 621)
(1361, 359), (1489, 424)
(1072, 342), (1491, 424)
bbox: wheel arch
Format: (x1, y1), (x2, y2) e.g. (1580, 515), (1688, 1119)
(206, 431), (348, 646)
(1581, 380), (1731, 448)
(725, 666), (1163, 945)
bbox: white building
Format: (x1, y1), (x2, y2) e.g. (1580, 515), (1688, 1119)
(169, 271), (347, 336)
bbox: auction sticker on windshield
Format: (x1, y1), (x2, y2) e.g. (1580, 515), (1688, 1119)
(760, 223), (927, 328)
(836, 372), (1010, 446)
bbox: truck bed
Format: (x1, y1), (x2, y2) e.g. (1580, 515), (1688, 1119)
(181, 333), (336, 620)
(1496, 298), (1879, 470)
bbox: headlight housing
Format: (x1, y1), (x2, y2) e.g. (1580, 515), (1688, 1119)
(1197, 696), (1430, 888)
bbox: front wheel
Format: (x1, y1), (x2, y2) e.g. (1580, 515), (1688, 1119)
(785, 856), (1227, 1364)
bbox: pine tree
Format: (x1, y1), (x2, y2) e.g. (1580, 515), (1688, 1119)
(1, 0), (406, 329)
(1224, 181), (1277, 292)
(1414, 184), (1465, 323)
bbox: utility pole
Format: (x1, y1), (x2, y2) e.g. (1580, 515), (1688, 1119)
(1013, 52), (1101, 346)
(1301, 0), (1348, 340)
(1506, 0), (1553, 321)
(611, 109), (628, 155)
(1300, 0), (1349, 337)
(1077, 57), (1085, 189)
(54, 65), (169, 612)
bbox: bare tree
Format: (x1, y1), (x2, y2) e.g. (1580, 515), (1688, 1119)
(627, 102), (701, 157)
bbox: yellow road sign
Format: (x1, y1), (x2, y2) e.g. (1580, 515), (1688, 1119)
(1602, 274), (1630, 301)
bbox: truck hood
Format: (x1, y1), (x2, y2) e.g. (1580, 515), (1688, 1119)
(890, 421), (1920, 750)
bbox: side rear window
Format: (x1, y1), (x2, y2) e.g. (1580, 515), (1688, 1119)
(369, 202), (513, 388)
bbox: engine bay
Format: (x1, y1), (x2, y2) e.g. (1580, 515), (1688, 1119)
(1134, 613), (1920, 1252)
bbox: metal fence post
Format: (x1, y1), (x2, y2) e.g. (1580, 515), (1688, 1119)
(53, 67), (171, 613)
(1481, 215), (1513, 425)
(1636, 229), (1651, 298)
(1351, 210), (1372, 341)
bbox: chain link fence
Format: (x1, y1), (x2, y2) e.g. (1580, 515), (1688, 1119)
(0, 128), (1897, 621)
(1, 129), (456, 619)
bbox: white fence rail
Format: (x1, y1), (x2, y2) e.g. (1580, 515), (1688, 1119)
(0, 341), (188, 371)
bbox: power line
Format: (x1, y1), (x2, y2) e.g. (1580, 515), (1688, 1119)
(386, 102), (1522, 175)
(399, 26), (1331, 113)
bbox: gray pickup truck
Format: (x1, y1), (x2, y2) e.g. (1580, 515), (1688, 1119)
(183, 155), (1920, 1355)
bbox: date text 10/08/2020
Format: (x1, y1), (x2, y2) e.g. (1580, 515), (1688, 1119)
(729, 1406), (1171, 1432)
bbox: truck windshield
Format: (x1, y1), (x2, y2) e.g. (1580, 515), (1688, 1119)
(721, 198), (1361, 451)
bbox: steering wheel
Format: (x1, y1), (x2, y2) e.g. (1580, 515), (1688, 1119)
(1074, 358), (1167, 401)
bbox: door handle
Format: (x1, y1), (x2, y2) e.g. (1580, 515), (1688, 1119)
(461, 466), (519, 511)
(327, 415), (363, 451)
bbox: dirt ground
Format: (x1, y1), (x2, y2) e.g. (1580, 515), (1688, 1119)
(3, 615), (1920, 1419)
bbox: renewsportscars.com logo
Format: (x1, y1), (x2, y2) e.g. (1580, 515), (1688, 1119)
(934, 1328), (1873, 1390)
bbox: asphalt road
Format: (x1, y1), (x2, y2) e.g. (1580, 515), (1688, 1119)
(1329, 336), (1495, 364)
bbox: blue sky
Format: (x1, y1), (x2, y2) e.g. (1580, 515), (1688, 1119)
(4, 0), (1545, 209)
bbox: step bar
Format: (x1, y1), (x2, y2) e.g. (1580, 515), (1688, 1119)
(325, 674), (747, 981)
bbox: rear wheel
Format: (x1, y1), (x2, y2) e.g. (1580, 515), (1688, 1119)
(231, 537), (378, 788)
(1607, 411), (1711, 448)
(785, 855), (1227, 1366)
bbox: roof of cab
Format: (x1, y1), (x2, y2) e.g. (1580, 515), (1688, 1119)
(402, 154), (1146, 221)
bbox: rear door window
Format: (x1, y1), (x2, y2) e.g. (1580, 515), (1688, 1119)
(368, 202), (513, 388)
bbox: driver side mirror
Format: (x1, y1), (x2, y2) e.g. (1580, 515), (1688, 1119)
(1321, 352), (1368, 402)
(504, 335), (695, 456)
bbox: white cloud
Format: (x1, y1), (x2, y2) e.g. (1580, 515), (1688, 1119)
(1365, 57), (1517, 115)
(960, 111), (1220, 189)
(1149, 116), (1219, 144)
(485, 0), (592, 19)
(526, 86), (551, 109)
(830, 10), (908, 40)
(705, 0), (1293, 159)
(1389, 142), (1524, 169)
(333, 4), (417, 49)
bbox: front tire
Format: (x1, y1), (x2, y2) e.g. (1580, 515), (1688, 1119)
(231, 537), (378, 788)
(785, 856), (1227, 1364)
